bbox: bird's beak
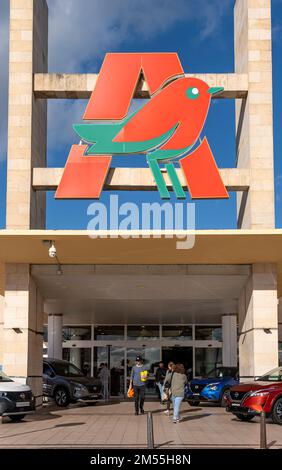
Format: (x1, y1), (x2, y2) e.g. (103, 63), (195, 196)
(208, 86), (224, 95)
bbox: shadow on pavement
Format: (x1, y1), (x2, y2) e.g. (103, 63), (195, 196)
(180, 413), (211, 422)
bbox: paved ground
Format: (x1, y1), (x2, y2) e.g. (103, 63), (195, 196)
(0, 400), (282, 449)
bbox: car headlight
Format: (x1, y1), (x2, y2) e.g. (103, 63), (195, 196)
(207, 383), (220, 391)
(0, 392), (8, 397)
(249, 391), (269, 397)
(72, 384), (89, 397)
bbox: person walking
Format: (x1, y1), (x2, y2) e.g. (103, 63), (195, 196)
(163, 361), (175, 415)
(170, 363), (187, 423)
(99, 363), (110, 401)
(129, 356), (148, 415)
(155, 361), (167, 403)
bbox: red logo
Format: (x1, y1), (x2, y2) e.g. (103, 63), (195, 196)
(56, 53), (228, 200)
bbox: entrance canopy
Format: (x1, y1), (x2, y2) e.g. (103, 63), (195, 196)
(31, 264), (249, 324)
(1, 229), (282, 296)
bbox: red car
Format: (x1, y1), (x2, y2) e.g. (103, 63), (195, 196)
(226, 366), (282, 425)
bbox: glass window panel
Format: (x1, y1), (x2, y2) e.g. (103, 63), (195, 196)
(62, 348), (91, 376)
(110, 346), (125, 397)
(162, 326), (192, 340)
(63, 326), (91, 341)
(94, 326), (124, 340)
(127, 325), (159, 340)
(43, 325), (48, 342)
(93, 346), (108, 376)
(126, 347), (144, 377)
(195, 348), (222, 376)
(195, 326), (222, 341)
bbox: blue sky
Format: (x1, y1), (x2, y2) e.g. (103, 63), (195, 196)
(0, 0), (281, 230)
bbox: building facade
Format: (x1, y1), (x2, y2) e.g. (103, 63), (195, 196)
(0, 0), (282, 404)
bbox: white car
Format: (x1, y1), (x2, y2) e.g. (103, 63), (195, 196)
(0, 370), (35, 421)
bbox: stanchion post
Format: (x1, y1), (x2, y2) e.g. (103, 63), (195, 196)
(147, 411), (154, 449)
(260, 410), (267, 449)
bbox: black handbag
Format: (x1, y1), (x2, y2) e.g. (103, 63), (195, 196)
(163, 372), (174, 400)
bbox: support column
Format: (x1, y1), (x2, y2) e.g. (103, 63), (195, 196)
(3, 264), (44, 406)
(222, 314), (238, 367)
(234, 0), (275, 228)
(0, 264), (5, 371)
(47, 314), (63, 360)
(6, 0), (48, 229)
(238, 263), (278, 380)
(278, 299), (282, 365)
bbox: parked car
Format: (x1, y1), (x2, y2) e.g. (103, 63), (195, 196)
(225, 366), (282, 425)
(43, 358), (102, 407)
(0, 370), (35, 421)
(186, 366), (239, 406)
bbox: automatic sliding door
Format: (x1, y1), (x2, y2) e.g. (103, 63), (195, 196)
(63, 348), (92, 376)
(195, 347), (222, 376)
(110, 346), (125, 396)
(93, 346), (125, 396)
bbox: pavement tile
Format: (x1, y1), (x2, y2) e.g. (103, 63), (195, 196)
(0, 401), (282, 448)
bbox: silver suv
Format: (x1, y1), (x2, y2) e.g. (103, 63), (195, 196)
(43, 358), (102, 407)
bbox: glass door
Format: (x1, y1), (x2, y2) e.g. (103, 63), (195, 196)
(93, 345), (125, 397)
(162, 346), (193, 380)
(194, 347), (222, 377)
(62, 347), (92, 376)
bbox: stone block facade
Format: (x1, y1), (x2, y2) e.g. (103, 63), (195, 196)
(3, 264), (44, 404)
(6, 0), (48, 229)
(235, 0), (275, 229)
(239, 263), (278, 378)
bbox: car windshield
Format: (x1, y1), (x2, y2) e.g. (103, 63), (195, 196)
(0, 371), (13, 382)
(206, 367), (236, 378)
(52, 362), (84, 377)
(257, 367), (282, 382)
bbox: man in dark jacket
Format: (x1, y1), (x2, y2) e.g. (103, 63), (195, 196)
(155, 362), (167, 403)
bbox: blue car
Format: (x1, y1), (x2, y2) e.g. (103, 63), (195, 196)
(185, 367), (239, 407)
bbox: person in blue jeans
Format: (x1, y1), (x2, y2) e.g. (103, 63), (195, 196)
(170, 363), (187, 423)
(130, 356), (149, 415)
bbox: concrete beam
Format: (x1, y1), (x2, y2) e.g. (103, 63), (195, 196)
(34, 73), (248, 99)
(32, 167), (250, 192)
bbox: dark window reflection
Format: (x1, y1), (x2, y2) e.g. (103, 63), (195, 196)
(162, 326), (192, 340)
(195, 326), (222, 341)
(63, 326), (91, 341)
(127, 325), (159, 340)
(94, 326), (124, 340)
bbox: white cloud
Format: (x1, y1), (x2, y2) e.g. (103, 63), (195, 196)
(0, 0), (231, 157)
(47, 0), (230, 72)
(47, 99), (87, 155)
(47, 0), (230, 152)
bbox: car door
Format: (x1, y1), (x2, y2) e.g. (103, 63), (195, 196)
(43, 363), (55, 396)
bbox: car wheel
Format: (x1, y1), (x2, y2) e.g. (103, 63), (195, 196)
(187, 400), (200, 407)
(54, 387), (70, 407)
(235, 413), (254, 422)
(9, 414), (26, 422)
(271, 397), (282, 425)
(220, 389), (230, 407)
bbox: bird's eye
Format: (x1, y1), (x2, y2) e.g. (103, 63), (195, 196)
(186, 87), (200, 100)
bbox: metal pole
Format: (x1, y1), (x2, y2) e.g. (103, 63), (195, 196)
(260, 411), (267, 449)
(147, 411), (154, 449)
